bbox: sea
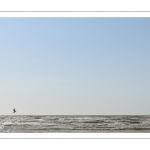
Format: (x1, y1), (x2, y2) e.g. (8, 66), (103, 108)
(0, 115), (150, 133)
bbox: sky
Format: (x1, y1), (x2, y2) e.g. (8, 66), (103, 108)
(0, 18), (150, 115)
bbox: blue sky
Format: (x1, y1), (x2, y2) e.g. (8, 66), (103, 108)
(0, 18), (150, 115)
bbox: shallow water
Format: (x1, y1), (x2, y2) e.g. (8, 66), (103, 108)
(0, 115), (150, 133)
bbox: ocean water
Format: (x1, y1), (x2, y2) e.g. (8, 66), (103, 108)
(0, 115), (150, 133)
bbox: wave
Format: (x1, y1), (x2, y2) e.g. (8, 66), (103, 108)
(1, 115), (150, 132)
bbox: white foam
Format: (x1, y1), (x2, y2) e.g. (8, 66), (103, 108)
(2, 122), (12, 126)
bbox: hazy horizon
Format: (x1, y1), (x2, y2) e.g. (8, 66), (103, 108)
(0, 18), (150, 115)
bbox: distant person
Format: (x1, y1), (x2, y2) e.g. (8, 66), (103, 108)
(13, 108), (16, 113)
